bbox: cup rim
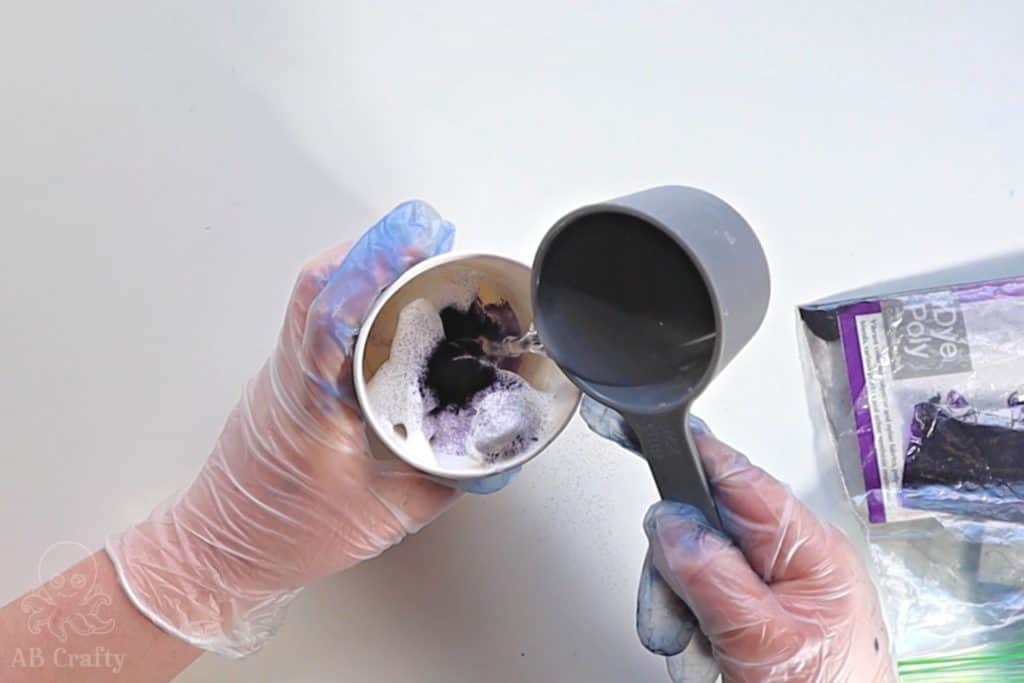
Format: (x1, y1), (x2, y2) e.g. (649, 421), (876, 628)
(530, 204), (724, 417)
(353, 251), (582, 480)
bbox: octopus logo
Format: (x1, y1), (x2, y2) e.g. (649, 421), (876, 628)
(20, 542), (115, 642)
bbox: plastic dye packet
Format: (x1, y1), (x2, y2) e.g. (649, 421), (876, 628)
(827, 278), (1024, 524)
(799, 271), (1024, 661)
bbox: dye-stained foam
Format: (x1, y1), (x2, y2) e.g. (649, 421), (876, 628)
(367, 287), (553, 472)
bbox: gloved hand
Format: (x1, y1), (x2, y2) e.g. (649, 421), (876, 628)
(581, 398), (896, 682)
(107, 200), (512, 658)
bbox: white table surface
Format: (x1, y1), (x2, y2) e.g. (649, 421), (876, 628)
(2, 3), (1021, 681)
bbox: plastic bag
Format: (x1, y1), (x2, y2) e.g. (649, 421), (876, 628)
(798, 271), (1024, 670)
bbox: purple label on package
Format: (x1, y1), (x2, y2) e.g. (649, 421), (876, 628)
(838, 301), (887, 522)
(837, 276), (1024, 524)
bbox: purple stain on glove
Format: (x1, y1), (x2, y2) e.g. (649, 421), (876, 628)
(635, 501), (730, 660)
(580, 396), (642, 454)
(580, 396), (711, 454)
(329, 199), (454, 351)
(579, 398), (719, 656)
(305, 200), (455, 405)
(637, 550), (697, 656)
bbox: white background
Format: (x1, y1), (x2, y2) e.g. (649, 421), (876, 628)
(1, 2), (1021, 681)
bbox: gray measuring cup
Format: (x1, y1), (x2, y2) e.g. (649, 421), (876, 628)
(531, 186), (770, 527)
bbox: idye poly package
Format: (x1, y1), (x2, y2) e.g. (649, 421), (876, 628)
(799, 271), (1024, 667)
(829, 278), (1024, 524)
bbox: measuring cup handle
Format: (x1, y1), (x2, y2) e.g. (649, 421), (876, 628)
(626, 411), (722, 529)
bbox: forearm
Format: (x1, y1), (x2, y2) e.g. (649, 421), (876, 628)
(0, 203), (473, 677)
(1, 550), (202, 682)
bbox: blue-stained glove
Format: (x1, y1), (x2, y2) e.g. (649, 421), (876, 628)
(108, 201), (515, 658)
(581, 397), (895, 682)
(307, 201), (516, 494)
(581, 398), (717, 681)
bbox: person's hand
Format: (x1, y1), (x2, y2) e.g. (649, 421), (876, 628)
(107, 201), (512, 658)
(581, 398), (896, 682)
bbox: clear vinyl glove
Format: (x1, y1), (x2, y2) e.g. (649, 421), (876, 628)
(107, 200), (513, 658)
(581, 398), (896, 683)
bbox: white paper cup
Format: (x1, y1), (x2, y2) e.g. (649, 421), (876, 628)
(353, 253), (581, 480)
